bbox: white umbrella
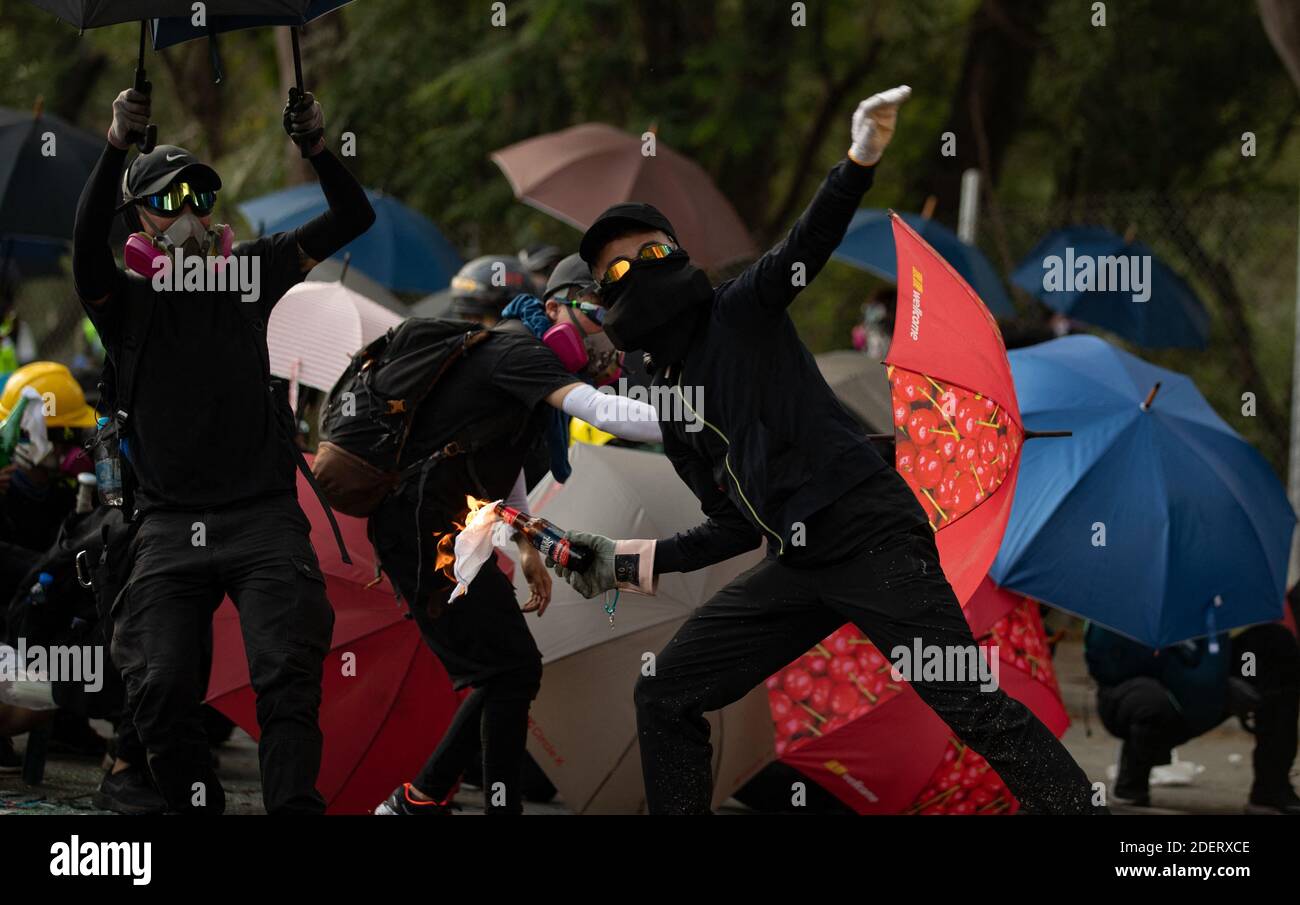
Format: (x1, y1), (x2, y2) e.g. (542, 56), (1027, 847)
(507, 443), (774, 813)
(267, 279), (403, 406)
(306, 256), (406, 314)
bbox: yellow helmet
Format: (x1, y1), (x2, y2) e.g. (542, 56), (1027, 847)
(569, 417), (615, 447)
(0, 362), (98, 429)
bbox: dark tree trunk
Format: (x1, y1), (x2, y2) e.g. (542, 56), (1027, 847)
(906, 0), (1046, 223)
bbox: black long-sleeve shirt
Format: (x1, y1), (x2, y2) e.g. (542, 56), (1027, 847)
(72, 142), (375, 511)
(653, 158), (925, 574)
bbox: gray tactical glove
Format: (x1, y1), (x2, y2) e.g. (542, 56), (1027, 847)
(283, 89), (325, 156)
(108, 87), (151, 150)
(553, 531), (658, 599)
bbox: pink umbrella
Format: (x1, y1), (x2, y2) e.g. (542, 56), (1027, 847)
(267, 279), (403, 407)
(492, 123), (756, 270)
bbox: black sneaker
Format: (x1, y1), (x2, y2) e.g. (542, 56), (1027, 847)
(94, 766), (166, 815)
(1245, 788), (1300, 815)
(0, 736), (20, 774)
(374, 783), (455, 815)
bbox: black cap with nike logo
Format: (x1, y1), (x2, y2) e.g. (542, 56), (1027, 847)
(119, 145), (221, 209)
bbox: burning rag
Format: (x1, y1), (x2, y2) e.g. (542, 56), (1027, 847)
(448, 499), (513, 601)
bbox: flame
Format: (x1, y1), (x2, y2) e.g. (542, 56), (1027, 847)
(430, 496), (502, 581)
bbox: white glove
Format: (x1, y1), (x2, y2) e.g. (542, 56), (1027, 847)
(848, 85), (912, 167)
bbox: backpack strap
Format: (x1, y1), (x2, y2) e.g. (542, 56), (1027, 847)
(236, 300), (353, 565)
(112, 290), (159, 429)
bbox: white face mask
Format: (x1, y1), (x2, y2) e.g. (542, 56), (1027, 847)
(142, 209), (215, 256)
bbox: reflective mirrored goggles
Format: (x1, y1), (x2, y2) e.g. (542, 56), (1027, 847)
(600, 242), (676, 287)
(141, 181), (217, 216)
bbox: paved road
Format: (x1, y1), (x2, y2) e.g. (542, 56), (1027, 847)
(0, 637), (1272, 815)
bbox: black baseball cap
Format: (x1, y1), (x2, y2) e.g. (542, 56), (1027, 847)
(119, 145), (221, 209)
(579, 202), (678, 267)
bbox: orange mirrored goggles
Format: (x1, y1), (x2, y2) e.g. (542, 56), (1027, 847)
(599, 242), (676, 287)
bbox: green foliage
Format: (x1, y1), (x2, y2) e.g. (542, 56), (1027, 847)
(1, 0), (1298, 472)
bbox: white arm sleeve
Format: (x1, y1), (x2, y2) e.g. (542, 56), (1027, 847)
(504, 468), (529, 516)
(560, 383), (662, 443)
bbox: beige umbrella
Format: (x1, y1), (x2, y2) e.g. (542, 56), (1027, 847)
(492, 123), (756, 271)
(815, 349), (893, 433)
(268, 279), (403, 407)
(506, 443), (773, 813)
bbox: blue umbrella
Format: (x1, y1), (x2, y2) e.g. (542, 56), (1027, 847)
(1011, 226), (1210, 349)
(989, 334), (1294, 648)
(832, 209), (1014, 317)
(238, 184), (461, 294)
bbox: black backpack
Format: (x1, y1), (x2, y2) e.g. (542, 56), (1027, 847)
(5, 505), (131, 720)
(313, 317), (493, 517)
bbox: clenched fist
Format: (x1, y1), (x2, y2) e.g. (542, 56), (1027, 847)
(848, 85), (911, 167)
(283, 89), (325, 156)
(108, 87), (151, 150)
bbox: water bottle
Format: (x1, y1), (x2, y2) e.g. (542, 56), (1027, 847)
(93, 416), (124, 507)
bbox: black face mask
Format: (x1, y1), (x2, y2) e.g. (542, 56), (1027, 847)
(601, 254), (712, 369)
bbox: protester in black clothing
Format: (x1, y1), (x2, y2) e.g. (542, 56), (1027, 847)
(553, 85), (1104, 815)
(71, 84), (374, 814)
(372, 255), (658, 815)
(1087, 621), (1300, 813)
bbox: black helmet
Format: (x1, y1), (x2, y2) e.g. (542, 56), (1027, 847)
(543, 253), (596, 301)
(449, 255), (529, 320)
(518, 244), (564, 276)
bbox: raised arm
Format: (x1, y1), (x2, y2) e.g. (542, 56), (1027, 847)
(73, 87), (151, 307)
(724, 85), (911, 318)
(284, 92), (376, 272)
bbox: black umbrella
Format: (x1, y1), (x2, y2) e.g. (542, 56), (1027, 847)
(21, 2), (274, 152)
(149, 1), (353, 154)
(0, 105), (105, 242)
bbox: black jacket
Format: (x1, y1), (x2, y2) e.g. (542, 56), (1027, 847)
(654, 159), (888, 573)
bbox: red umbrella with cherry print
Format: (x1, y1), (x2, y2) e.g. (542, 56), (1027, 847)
(886, 211), (1034, 606)
(766, 577), (1068, 814)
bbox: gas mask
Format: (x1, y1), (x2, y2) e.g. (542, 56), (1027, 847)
(124, 209), (234, 278)
(542, 307), (623, 387)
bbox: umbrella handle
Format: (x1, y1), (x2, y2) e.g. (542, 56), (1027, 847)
(287, 28), (313, 159)
(287, 86), (314, 159)
(133, 21), (157, 153)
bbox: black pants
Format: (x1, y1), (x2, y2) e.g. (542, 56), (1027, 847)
(1098, 625), (1300, 799)
(111, 495), (334, 815)
(635, 524), (1100, 814)
(405, 563), (542, 815)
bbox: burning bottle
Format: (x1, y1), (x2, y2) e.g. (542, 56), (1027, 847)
(498, 505), (594, 573)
